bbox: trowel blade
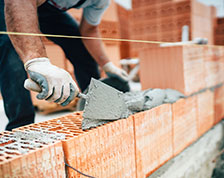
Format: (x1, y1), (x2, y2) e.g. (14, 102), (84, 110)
(83, 78), (127, 120)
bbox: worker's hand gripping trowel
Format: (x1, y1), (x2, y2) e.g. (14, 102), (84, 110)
(24, 78), (128, 120)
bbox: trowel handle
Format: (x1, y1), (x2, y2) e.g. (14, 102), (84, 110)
(77, 92), (87, 99)
(25, 79), (87, 100)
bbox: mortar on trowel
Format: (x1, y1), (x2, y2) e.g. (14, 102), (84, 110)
(24, 78), (129, 121)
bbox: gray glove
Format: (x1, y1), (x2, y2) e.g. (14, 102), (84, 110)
(103, 62), (129, 82)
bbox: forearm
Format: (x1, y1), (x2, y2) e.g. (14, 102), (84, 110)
(80, 22), (109, 67)
(4, 0), (47, 63)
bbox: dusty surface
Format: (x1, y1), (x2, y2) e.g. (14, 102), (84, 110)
(148, 122), (224, 178)
(0, 130), (65, 154)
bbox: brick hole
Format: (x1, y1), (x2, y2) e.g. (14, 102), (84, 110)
(177, 6), (183, 12)
(65, 127), (80, 130)
(0, 159), (3, 162)
(32, 126), (40, 128)
(5, 151), (20, 155)
(34, 141), (47, 145)
(48, 127), (63, 131)
(0, 140), (15, 147)
(69, 130), (83, 133)
(3, 134), (10, 137)
(60, 121), (72, 124)
(63, 124), (74, 128)
(101, 30), (107, 34)
(57, 131), (71, 134)
(5, 156), (12, 160)
(20, 141), (29, 145)
(21, 146), (34, 150)
(5, 146), (18, 150)
(3, 131), (10, 134)
(0, 153), (4, 156)
(185, 5), (190, 11)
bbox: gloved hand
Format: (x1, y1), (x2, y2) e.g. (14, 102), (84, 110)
(24, 57), (79, 106)
(102, 62), (129, 82)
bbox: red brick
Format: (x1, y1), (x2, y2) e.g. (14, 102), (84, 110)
(140, 45), (205, 95)
(133, 104), (173, 177)
(172, 96), (198, 156)
(24, 151), (38, 177)
(214, 85), (224, 125)
(203, 46), (220, 87)
(14, 112), (136, 177)
(197, 90), (214, 137)
(2, 161), (11, 178)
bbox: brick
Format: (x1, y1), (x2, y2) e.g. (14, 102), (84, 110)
(172, 96), (198, 156)
(140, 45), (205, 95)
(0, 131), (65, 178)
(197, 90), (214, 137)
(203, 46), (220, 87)
(14, 112), (136, 177)
(24, 151), (38, 177)
(217, 17), (224, 25)
(214, 85), (224, 125)
(2, 161), (11, 178)
(133, 104), (173, 178)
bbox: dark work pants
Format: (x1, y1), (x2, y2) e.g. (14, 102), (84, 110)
(0, 1), (100, 130)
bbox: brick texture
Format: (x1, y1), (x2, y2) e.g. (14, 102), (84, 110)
(118, 0), (216, 58)
(172, 96), (198, 156)
(14, 112), (136, 178)
(214, 85), (224, 125)
(196, 90), (214, 137)
(0, 131), (65, 178)
(133, 104), (173, 177)
(140, 45), (206, 96)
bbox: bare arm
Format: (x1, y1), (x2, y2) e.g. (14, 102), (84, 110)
(79, 17), (109, 67)
(4, 0), (47, 63)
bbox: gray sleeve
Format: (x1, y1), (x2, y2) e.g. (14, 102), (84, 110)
(83, 0), (110, 26)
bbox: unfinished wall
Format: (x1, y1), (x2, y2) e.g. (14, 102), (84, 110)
(117, 0), (216, 58)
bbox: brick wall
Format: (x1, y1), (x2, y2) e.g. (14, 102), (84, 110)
(139, 45), (224, 95)
(0, 83), (222, 177)
(118, 0), (216, 58)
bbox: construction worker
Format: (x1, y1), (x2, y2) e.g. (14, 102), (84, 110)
(0, 0), (128, 130)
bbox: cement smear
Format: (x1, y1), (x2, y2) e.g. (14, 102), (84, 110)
(0, 129), (65, 154)
(83, 79), (129, 121)
(82, 84), (184, 130)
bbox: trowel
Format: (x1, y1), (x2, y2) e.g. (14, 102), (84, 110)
(24, 78), (128, 120)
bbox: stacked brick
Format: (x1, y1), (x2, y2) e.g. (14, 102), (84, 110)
(1, 45), (224, 177)
(214, 18), (224, 45)
(13, 112), (136, 178)
(134, 104), (173, 177)
(117, 0), (216, 58)
(139, 45), (224, 96)
(1, 83), (223, 177)
(0, 131), (65, 177)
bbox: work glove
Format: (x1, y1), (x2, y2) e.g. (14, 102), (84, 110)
(102, 62), (129, 82)
(24, 57), (79, 106)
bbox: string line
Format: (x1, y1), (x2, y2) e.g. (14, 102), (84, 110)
(0, 31), (223, 48)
